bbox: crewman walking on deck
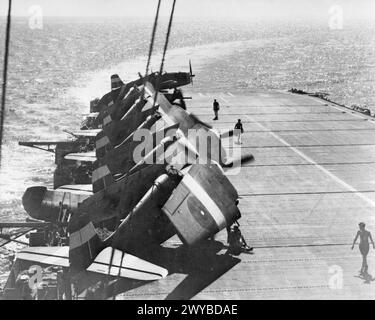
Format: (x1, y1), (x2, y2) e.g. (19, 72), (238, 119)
(234, 119), (244, 144)
(213, 99), (220, 120)
(351, 222), (375, 275)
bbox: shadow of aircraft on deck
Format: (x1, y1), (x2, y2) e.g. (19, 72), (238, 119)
(162, 240), (241, 300)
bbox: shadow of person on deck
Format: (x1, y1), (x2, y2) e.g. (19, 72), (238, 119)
(354, 271), (375, 284)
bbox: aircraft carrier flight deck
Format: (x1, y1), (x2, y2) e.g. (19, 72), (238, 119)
(116, 90), (375, 300)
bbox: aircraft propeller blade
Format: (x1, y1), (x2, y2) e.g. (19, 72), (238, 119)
(190, 113), (213, 129)
(189, 60), (195, 85)
(222, 154), (254, 168)
(220, 130), (234, 139)
(179, 88), (187, 109)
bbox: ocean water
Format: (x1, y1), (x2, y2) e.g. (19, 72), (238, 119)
(0, 16), (374, 223)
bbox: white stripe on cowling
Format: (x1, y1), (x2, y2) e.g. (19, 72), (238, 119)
(87, 247), (168, 281)
(96, 135), (110, 149)
(182, 173), (227, 230)
(70, 223), (97, 250)
(103, 115), (112, 126)
(141, 100), (154, 112)
(92, 165), (111, 183)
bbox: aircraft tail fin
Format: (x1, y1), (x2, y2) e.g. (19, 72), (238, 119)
(69, 222), (103, 272)
(92, 164), (115, 193)
(16, 223), (168, 281)
(16, 246), (70, 268)
(111, 74), (123, 91)
(95, 131), (113, 159)
(69, 222), (167, 281)
(87, 247), (168, 281)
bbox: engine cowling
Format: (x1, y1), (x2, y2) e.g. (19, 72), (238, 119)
(22, 186), (90, 222)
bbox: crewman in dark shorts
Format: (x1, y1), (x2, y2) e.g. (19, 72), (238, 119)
(227, 224), (253, 255)
(213, 99), (220, 120)
(351, 222), (375, 274)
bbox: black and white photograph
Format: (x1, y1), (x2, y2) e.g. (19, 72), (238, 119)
(0, 0), (374, 302)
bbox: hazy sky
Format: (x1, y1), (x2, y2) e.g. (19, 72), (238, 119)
(0, 0), (374, 19)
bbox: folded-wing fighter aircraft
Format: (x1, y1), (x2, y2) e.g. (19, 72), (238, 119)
(21, 81), (252, 227)
(21, 119), (187, 229)
(94, 82), (237, 170)
(92, 62), (194, 114)
(16, 72), (253, 284)
(17, 161), (241, 282)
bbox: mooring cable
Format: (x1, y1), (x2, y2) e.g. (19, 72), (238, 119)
(152, 0), (177, 108)
(143, 0), (162, 84)
(0, 0), (12, 168)
(158, 0), (176, 80)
